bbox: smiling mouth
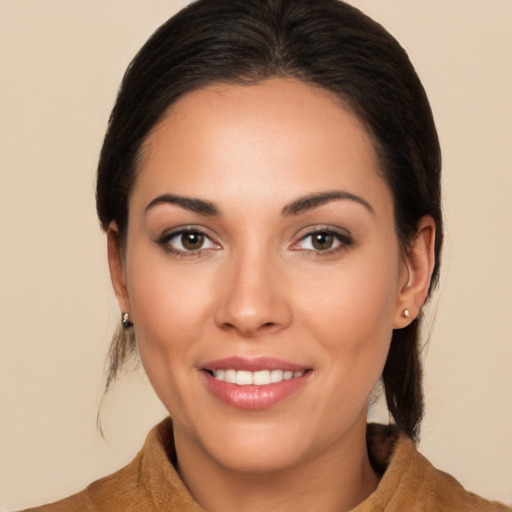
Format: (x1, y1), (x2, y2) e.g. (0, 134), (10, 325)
(206, 369), (307, 386)
(202, 360), (312, 409)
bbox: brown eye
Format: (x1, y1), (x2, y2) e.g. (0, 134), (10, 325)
(181, 232), (204, 250)
(291, 228), (353, 254)
(311, 232), (334, 251)
(158, 228), (219, 254)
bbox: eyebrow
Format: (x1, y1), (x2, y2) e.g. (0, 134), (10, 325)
(144, 189), (374, 218)
(145, 193), (219, 216)
(282, 190), (374, 216)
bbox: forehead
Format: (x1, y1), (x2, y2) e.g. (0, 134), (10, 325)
(135, 78), (391, 214)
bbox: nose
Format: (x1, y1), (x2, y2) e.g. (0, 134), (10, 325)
(214, 249), (292, 338)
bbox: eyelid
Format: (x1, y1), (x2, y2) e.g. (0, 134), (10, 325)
(290, 226), (353, 252)
(156, 225), (221, 254)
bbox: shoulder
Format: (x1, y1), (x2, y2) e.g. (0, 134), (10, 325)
(359, 425), (511, 512)
(413, 448), (510, 511)
(18, 418), (203, 512)
(18, 449), (147, 512)
(19, 490), (91, 512)
(423, 464), (511, 512)
(17, 420), (160, 512)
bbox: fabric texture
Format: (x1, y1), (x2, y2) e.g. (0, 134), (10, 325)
(22, 418), (511, 512)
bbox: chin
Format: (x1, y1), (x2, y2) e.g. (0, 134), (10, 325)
(188, 414), (312, 473)
(210, 434), (305, 473)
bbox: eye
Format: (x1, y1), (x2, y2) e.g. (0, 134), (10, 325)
(292, 229), (352, 253)
(158, 228), (220, 254)
(305, 232), (337, 251)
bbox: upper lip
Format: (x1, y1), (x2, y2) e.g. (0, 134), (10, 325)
(201, 356), (310, 373)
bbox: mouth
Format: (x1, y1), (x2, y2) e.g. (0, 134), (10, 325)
(201, 357), (312, 410)
(205, 368), (307, 385)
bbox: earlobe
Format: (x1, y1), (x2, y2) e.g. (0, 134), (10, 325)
(107, 222), (130, 315)
(393, 216), (436, 329)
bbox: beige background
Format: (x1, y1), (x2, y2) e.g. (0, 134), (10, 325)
(1, 0), (511, 509)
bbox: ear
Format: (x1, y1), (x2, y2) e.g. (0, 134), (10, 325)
(393, 215), (436, 328)
(107, 222), (130, 315)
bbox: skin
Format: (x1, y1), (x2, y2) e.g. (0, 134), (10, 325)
(108, 78), (435, 512)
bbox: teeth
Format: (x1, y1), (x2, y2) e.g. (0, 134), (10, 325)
(253, 370), (270, 385)
(211, 369), (305, 385)
(225, 369), (236, 384)
(235, 370), (253, 385)
(270, 369), (283, 383)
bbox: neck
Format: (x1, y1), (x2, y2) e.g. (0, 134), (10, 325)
(174, 422), (380, 512)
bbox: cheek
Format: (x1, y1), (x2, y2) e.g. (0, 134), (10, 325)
(127, 247), (211, 335)
(294, 246), (400, 374)
(124, 250), (214, 394)
(300, 251), (398, 329)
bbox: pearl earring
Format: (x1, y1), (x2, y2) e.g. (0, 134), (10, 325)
(401, 308), (411, 319)
(122, 312), (133, 329)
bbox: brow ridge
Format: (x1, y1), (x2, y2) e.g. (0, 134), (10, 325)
(145, 193), (219, 216)
(282, 190), (374, 216)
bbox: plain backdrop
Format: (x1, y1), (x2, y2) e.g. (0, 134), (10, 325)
(1, 0), (511, 509)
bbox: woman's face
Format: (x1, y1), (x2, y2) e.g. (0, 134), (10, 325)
(111, 78), (413, 473)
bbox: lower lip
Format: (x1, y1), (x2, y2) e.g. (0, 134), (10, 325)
(203, 371), (310, 410)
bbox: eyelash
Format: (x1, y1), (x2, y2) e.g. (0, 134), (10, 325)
(156, 226), (353, 258)
(157, 227), (220, 258)
(291, 227), (353, 256)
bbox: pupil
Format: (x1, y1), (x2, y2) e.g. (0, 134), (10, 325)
(312, 233), (333, 250)
(182, 232), (203, 250)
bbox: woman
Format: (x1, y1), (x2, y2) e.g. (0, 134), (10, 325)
(16, 0), (510, 510)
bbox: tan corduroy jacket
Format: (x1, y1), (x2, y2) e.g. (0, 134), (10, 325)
(22, 418), (511, 512)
